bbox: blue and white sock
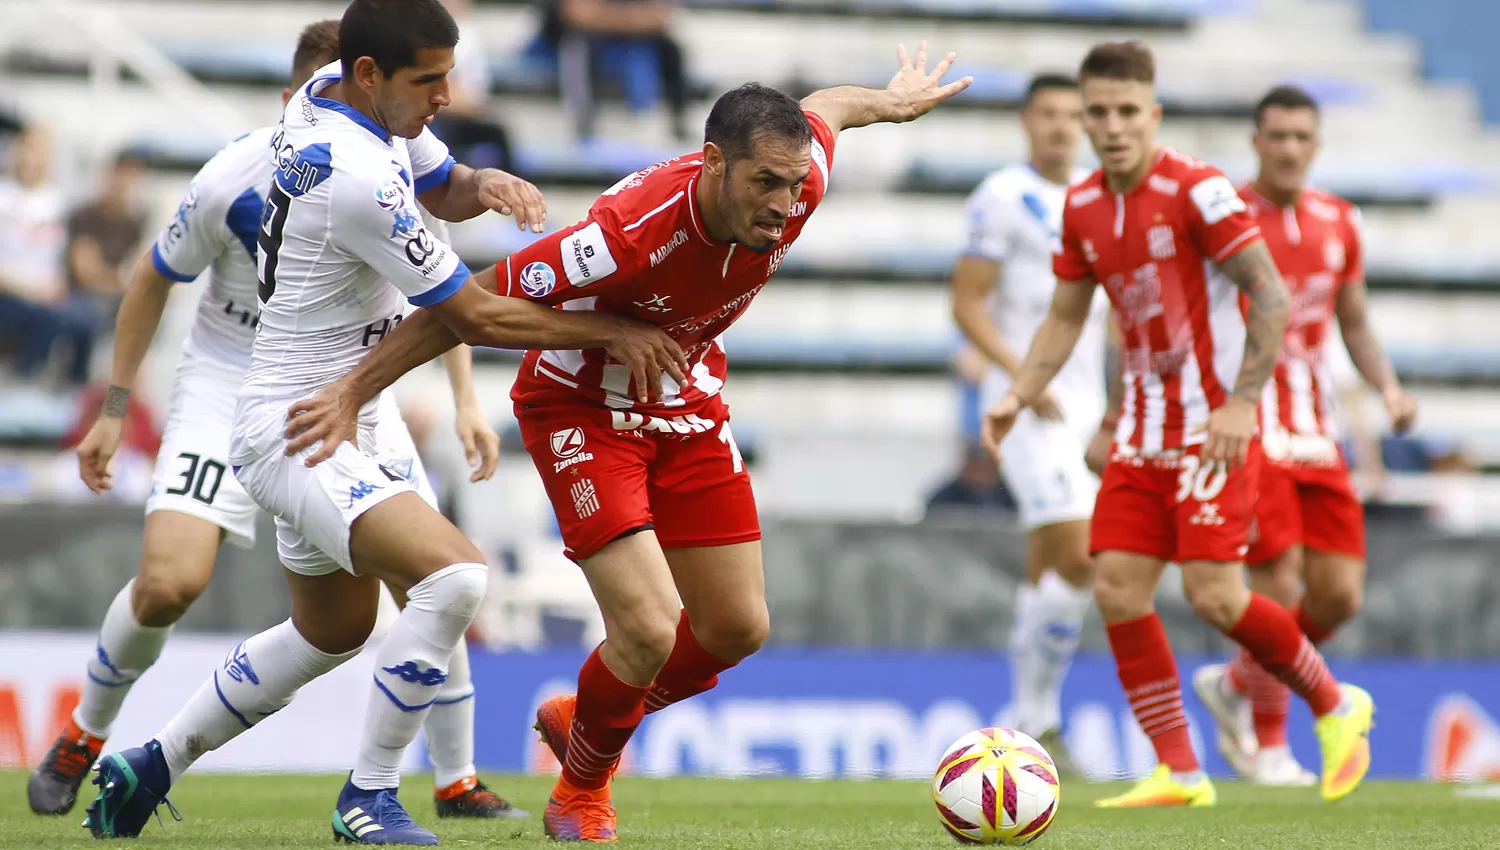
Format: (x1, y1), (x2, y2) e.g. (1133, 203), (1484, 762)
(156, 619), (359, 784)
(424, 639), (477, 789)
(353, 563), (486, 791)
(74, 580), (172, 738)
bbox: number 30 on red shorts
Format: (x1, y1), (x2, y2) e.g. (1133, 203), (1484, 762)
(517, 395), (761, 562)
(1090, 442), (1263, 563)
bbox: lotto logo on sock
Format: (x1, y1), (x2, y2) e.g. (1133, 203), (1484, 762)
(382, 661), (447, 687)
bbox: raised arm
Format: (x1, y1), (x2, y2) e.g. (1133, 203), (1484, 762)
(799, 41), (972, 140)
(1334, 280), (1415, 433)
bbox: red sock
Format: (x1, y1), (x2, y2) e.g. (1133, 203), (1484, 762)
(562, 648), (649, 791)
(1293, 603), (1334, 645)
(1106, 614), (1198, 773)
(644, 611), (736, 714)
(1226, 593), (1341, 717)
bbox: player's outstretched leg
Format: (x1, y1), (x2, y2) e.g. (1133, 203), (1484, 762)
(1181, 564), (1372, 801)
(32, 513), (219, 816)
(1092, 553), (1215, 808)
(81, 615), (364, 839)
(426, 641), (528, 819)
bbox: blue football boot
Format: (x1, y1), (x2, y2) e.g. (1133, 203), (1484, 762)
(82, 740), (181, 839)
(331, 775), (439, 845)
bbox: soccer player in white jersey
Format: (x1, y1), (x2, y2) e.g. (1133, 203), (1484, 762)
(83, 1), (686, 844)
(28, 21), (527, 824)
(949, 74), (1104, 771)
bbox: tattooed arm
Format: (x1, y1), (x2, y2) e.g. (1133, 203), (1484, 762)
(1199, 239), (1289, 468)
(1219, 240), (1290, 404)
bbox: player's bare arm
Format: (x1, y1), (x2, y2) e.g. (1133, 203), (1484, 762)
(77, 252), (178, 494)
(1086, 317), (1125, 474)
(950, 257), (1064, 420)
(437, 345), (501, 481)
(418, 163), (547, 231)
(1204, 239), (1290, 468)
(285, 266), (689, 464)
(1334, 279), (1416, 433)
(799, 41), (973, 138)
(979, 277), (1097, 460)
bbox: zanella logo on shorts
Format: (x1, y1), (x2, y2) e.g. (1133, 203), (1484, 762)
(550, 428), (595, 472)
(650, 228), (689, 267)
(610, 411), (717, 434)
(1147, 225), (1176, 260)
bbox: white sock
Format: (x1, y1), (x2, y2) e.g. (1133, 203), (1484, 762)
(1170, 769), (1206, 786)
(353, 563), (487, 791)
(74, 580), (172, 738)
(424, 639), (477, 789)
(156, 619), (360, 784)
(1027, 570), (1093, 734)
(1009, 583), (1042, 734)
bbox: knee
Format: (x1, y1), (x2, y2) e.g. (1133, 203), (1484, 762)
(1054, 551), (1095, 589)
(131, 567), (208, 627)
(1092, 567), (1148, 623)
(1182, 570), (1249, 631)
(612, 607), (679, 675)
(1310, 575), (1362, 628)
(411, 562), (489, 622)
(693, 604), (770, 664)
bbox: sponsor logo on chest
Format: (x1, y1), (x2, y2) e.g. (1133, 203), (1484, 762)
(650, 228), (690, 267)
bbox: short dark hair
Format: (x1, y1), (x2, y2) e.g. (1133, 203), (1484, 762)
(1254, 85), (1320, 127)
(1078, 41), (1156, 85)
(292, 19), (341, 88)
(339, 0), (459, 79)
(1024, 73), (1078, 106)
(704, 83), (811, 165)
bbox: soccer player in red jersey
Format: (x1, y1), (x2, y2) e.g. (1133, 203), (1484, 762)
(285, 44), (971, 841)
(980, 42), (1374, 806)
(1192, 85), (1416, 786)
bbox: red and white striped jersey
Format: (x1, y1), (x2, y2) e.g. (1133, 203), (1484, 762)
(1240, 184), (1364, 461)
(497, 112), (835, 413)
(1054, 148), (1262, 455)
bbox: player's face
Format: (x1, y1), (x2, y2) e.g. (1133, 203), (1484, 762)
(1081, 78), (1162, 181)
(1021, 87), (1083, 170)
(717, 134), (811, 254)
(368, 47), (455, 139)
(1253, 106), (1320, 196)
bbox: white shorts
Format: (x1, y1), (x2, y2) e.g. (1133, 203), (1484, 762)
(998, 410), (1099, 531)
(146, 355), (260, 548)
(231, 393), (438, 577)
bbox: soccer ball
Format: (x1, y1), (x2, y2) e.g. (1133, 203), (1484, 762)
(932, 727), (1060, 845)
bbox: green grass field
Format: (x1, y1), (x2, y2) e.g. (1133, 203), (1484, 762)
(3, 771), (1498, 849)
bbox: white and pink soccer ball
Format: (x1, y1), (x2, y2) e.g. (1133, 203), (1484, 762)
(932, 727), (1061, 845)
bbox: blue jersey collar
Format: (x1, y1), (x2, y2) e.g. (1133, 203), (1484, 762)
(304, 73), (391, 142)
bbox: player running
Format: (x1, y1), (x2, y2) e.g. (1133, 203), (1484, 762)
(980, 42), (1374, 807)
(949, 73), (1103, 771)
(28, 20), (523, 824)
(283, 43), (972, 842)
(83, 1), (685, 844)
(1193, 84), (1415, 786)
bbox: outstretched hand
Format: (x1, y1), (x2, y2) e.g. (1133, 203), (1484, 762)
(885, 41), (973, 122)
(478, 171), (547, 233)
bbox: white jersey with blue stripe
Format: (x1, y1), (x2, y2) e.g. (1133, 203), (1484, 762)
(964, 164), (1109, 439)
(230, 63), (467, 464)
(150, 126), (276, 372)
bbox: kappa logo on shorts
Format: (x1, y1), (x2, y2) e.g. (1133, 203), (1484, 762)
(571, 478), (600, 519)
(347, 480), (382, 508)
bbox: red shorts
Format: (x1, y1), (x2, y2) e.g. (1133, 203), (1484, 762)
(1090, 442), (1262, 563)
(516, 395), (760, 561)
(1245, 455), (1365, 564)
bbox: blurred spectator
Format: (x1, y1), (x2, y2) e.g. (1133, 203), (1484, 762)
(430, 0), (518, 173)
(56, 151), (146, 386)
(538, 0), (691, 140)
(924, 442), (1017, 518)
(0, 126), (67, 382)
